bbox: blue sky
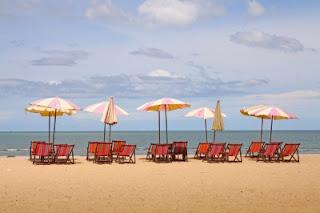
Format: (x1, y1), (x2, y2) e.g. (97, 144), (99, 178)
(0, 0), (319, 131)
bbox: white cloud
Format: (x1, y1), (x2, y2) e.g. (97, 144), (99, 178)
(247, 0), (265, 16)
(230, 31), (314, 53)
(85, 0), (135, 24)
(244, 90), (320, 101)
(138, 0), (225, 27)
(147, 69), (183, 78)
(130, 47), (176, 59)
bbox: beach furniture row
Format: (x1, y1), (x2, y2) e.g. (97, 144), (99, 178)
(29, 140), (300, 164)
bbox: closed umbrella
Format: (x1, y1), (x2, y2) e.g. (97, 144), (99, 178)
(101, 97), (118, 142)
(212, 100), (224, 142)
(84, 99), (128, 141)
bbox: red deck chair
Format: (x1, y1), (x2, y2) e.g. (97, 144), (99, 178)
(245, 141), (264, 157)
(87, 141), (99, 160)
(154, 144), (172, 162)
(116, 144), (136, 164)
(146, 143), (157, 160)
(172, 141), (188, 161)
(206, 143), (226, 162)
(258, 143), (281, 162)
(33, 142), (52, 164)
(194, 142), (210, 159)
(280, 143), (300, 162)
(53, 144), (75, 164)
(94, 142), (113, 163)
(30, 141), (47, 160)
(112, 140), (126, 158)
(225, 143), (242, 162)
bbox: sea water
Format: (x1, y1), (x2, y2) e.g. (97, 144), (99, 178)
(0, 131), (319, 156)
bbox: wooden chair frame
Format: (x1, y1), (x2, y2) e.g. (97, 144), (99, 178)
(112, 140), (126, 158)
(225, 143), (243, 162)
(153, 144), (172, 162)
(146, 143), (157, 160)
(280, 143), (300, 162)
(257, 143), (281, 162)
(94, 142), (113, 164)
(116, 144), (136, 164)
(32, 142), (52, 164)
(172, 141), (188, 161)
(53, 144), (75, 164)
(206, 143), (226, 162)
(86, 141), (99, 160)
(194, 142), (210, 159)
(245, 141), (265, 157)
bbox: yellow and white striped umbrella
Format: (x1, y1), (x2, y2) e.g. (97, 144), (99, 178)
(212, 100), (224, 142)
(31, 96), (79, 111)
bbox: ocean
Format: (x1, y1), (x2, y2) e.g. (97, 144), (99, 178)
(0, 131), (319, 156)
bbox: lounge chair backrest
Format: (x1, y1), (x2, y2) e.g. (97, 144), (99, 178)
(149, 143), (157, 155)
(95, 142), (112, 156)
(155, 144), (169, 155)
(263, 144), (279, 155)
(120, 145), (136, 156)
(197, 143), (210, 154)
(55, 144), (74, 156)
(249, 141), (264, 153)
(88, 142), (99, 153)
(227, 144), (242, 156)
(281, 143), (300, 156)
(31, 141), (47, 153)
(173, 141), (187, 154)
(35, 143), (51, 157)
(208, 143), (225, 155)
(112, 140), (126, 153)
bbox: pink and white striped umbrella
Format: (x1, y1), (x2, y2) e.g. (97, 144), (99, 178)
(31, 96), (79, 111)
(253, 106), (297, 142)
(185, 107), (226, 119)
(84, 101), (129, 116)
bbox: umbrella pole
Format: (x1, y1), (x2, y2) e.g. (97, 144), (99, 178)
(52, 110), (57, 146)
(269, 116), (274, 143)
(158, 111), (161, 144)
(165, 105), (168, 144)
(48, 113), (51, 143)
(205, 119), (208, 142)
(213, 129), (216, 143)
(260, 118), (264, 142)
(109, 124), (111, 142)
(103, 124), (106, 142)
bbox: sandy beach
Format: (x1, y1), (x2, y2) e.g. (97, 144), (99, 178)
(0, 155), (319, 213)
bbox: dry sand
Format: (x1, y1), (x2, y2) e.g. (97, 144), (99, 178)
(0, 155), (320, 213)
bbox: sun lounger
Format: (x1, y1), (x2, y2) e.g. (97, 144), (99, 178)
(258, 143), (281, 161)
(194, 142), (210, 159)
(112, 140), (126, 158)
(94, 142), (113, 163)
(116, 144), (136, 163)
(54, 144), (75, 164)
(154, 144), (172, 162)
(280, 143), (300, 162)
(225, 143), (242, 162)
(206, 143), (226, 162)
(30, 141), (47, 160)
(146, 143), (157, 160)
(245, 141), (264, 157)
(87, 141), (99, 160)
(33, 142), (52, 164)
(172, 141), (188, 161)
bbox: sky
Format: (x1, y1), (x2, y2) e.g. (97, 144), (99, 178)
(0, 0), (319, 131)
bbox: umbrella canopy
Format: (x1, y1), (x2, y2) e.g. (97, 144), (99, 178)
(253, 106), (297, 142)
(101, 97), (118, 142)
(240, 104), (269, 142)
(212, 100), (224, 142)
(185, 107), (226, 142)
(25, 105), (75, 142)
(30, 96), (79, 144)
(143, 97), (191, 143)
(84, 101), (128, 115)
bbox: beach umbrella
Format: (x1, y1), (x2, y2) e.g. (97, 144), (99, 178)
(212, 100), (224, 142)
(145, 98), (191, 144)
(31, 96), (79, 145)
(137, 100), (162, 144)
(84, 98), (128, 141)
(25, 105), (75, 143)
(240, 104), (269, 142)
(185, 107), (226, 142)
(101, 97), (118, 142)
(253, 106), (297, 142)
